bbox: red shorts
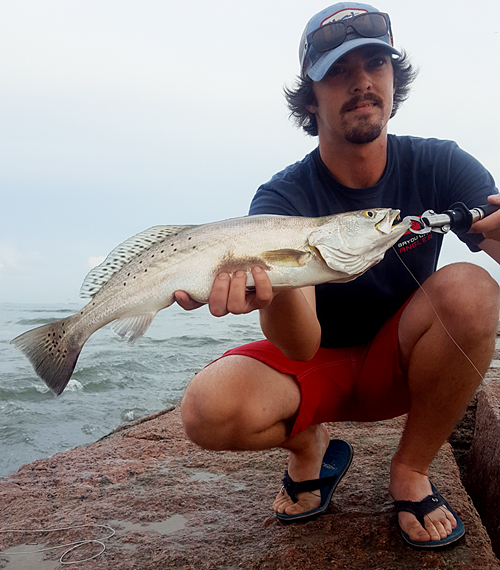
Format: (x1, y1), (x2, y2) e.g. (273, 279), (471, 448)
(221, 301), (411, 437)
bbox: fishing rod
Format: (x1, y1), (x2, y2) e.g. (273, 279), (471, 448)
(404, 202), (500, 236)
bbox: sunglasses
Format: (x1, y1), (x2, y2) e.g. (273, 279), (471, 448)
(308, 12), (392, 54)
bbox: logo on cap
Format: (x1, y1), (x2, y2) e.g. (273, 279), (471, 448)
(321, 8), (367, 26)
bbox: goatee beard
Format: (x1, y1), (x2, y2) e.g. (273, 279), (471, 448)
(343, 122), (383, 145)
(341, 93), (385, 145)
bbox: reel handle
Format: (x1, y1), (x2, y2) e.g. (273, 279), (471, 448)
(446, 202), (500, 235)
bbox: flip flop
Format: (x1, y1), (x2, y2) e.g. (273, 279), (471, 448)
(394, 482), (465, 549)
(276, 439), (353, 523)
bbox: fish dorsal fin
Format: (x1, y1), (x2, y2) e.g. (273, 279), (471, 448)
(80, 225), (196, 298)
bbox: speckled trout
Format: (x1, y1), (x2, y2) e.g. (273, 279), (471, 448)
(11, 209), (410, 395)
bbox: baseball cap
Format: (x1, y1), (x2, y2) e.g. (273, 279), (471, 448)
(300, 2), (401, 81)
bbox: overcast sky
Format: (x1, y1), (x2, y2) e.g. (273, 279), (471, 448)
(1, 0), (499, 304)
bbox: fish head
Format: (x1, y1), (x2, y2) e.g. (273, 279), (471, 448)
(308, 208), (411, 279)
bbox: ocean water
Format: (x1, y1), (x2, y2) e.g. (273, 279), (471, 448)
(0, 302), (263, 480)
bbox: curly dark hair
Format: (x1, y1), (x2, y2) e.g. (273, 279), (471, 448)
(284, 50), (417, 137)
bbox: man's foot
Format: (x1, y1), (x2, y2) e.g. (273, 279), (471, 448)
(272, 424), (330, 516)
(389, 457), (457, 543)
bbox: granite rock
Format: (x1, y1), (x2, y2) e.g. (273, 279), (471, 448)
(465, 383), (500, 558)
(0, 408), (498, 570)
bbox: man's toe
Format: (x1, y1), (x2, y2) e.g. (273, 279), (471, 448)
(406, 519), (431, 542)
(425, 518), (447, 541)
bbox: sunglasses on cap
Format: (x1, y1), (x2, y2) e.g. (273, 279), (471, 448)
(308, 12), (392, 54)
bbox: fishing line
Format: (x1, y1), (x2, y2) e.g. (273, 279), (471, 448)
(392, 246), (484, 381)
(0, 523), (115, 565)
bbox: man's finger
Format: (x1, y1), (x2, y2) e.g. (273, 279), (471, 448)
(251, 266), (274, 308)
(208, 273), (231, 317)
(226, 270), (249, 314)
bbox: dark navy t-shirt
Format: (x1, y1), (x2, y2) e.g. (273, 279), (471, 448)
(249, 135), (498, 347)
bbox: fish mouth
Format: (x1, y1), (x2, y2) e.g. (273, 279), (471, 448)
(375, 209), (401, 234)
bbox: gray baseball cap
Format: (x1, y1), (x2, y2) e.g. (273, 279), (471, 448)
(300, 2), (401, 81)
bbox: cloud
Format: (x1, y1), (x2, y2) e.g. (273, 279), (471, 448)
(0, 246), (17, 271)
(87, 256), (105, 270)
(0, 244), (41, 273)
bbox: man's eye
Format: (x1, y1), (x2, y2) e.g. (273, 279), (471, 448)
(326, 66), (343, 77)
(369, 57), (386, 68)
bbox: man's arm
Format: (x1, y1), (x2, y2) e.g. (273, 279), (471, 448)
(259, 285), (320, 362)
(478, 239), (500, 264)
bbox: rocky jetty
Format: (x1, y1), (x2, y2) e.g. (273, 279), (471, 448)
(1, 405), (499, 570)
(464, 382), (500, 558)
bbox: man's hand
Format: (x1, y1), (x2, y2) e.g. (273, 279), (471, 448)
(174, 266), (274, 317)
(470, 194), (500, 241)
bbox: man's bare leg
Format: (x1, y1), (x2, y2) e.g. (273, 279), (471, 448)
(181, 354), (330, 515)
(391, 263), (499, 542)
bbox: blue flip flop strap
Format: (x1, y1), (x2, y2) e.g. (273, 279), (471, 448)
(394, 492), (446, 527)
(282, 471), (338, 503)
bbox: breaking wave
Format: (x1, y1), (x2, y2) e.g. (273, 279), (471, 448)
(0, 302), (263, 479)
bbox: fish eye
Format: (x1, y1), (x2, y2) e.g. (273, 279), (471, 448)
(364, 210), (376, 219)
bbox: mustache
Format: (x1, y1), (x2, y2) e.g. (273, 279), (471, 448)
(341, 93), (384, 113)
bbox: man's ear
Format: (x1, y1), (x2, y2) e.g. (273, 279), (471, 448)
(306, 104), (318, 114)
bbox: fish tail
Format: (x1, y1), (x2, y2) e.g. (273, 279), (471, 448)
(11, 316), (85, 396)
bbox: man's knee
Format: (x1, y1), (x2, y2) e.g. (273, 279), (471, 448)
(181, 355), (301, 451)
(400, 263), (499, 368)
(180, 357), (257, 450)
(181, 367), (234, 450)
(430, 263), (499, 337)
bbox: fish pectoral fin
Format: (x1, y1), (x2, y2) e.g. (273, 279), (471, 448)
(259, 249), (311, 267)
(112, 312), (157, 344)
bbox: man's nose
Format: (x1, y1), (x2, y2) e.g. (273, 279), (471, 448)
(350, 66), (372, 93)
